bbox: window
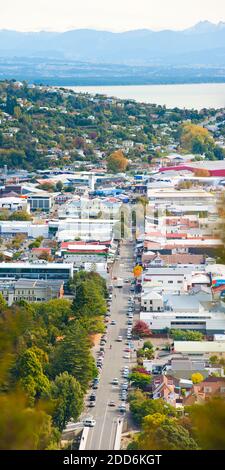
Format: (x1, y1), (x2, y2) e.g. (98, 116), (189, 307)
(168, 280), (173, 284)
(204, 387), (212, 393)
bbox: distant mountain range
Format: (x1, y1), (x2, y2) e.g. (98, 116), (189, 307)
(0, 21), (225, 66)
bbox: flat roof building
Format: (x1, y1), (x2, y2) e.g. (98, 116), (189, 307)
(0, 262), (73, 281)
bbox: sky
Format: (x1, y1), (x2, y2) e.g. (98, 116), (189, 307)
(0, 0), (225, 32)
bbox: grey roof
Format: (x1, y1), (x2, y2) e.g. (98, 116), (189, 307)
(164, 294), (200, 312)
(144, 266), (203, 275)
(14, 279), (63, 289)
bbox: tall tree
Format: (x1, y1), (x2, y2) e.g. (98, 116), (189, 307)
(50, 322), (97, 391)
(51, 372), (83, 431)
(72, 280), (107, 317)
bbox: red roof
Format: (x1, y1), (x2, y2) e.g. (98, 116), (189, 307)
(32, 247), (51, 253)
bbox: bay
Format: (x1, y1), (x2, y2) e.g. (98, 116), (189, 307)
(67, 83), (225, 110)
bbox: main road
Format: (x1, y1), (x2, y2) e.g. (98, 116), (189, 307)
(85, 240), (136, 450)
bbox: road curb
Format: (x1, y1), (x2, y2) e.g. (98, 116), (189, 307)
(114, 418), (123, 450)
(79, 427), (89, 450)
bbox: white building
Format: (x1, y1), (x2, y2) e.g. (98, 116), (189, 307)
(147, 188), (214, 208)
(141, 291), (164, 312)
(0, 221), (49, 238)
(174, 341), (225, 355)
(140, 294), (225, 334)
(0, 197), (29, 213)
(0, 262), (73, 281)
(49, 218), (118, 242)
(141, 266), (209, 293)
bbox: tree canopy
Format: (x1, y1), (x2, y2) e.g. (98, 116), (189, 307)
(107, 150), (129, 173)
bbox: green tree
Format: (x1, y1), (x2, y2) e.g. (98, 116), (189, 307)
(129, 393), (176, 424)
(0, 391), (59, 450)
(130, 413), (198, 450)
(170, 329), (204, 341)
(16, 348), (50, 404)
(0, 292), (7, 311)
(55, 180), (63, 192)
(9, 210), (32, 221)
(188, 398), (225, 450)
(72, 280), (107, 317)
(143, 341), (154, 351)
(34, 299), (72, 332)
(129, 371), (152, 390)
(50, 322), (97, 391)
(51, 372), (83, 431)
(69, 270), (107, 299)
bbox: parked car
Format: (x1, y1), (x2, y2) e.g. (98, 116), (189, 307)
(89, 394), (96, 402)
(88, 401), (96, 407)
(118, 405), (126, 413)
(123, 353), (130, 359)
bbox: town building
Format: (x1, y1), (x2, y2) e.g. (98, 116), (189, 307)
(0, 278), (64, 305)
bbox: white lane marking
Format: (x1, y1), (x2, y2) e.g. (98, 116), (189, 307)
(98, 400), (110, 449)
(108, 418), (118, 450)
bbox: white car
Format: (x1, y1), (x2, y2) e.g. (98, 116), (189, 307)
(118, 404), (126, 413)
(123, 353), (130, 359)
(83, 417), (96, 427)
(117, 336), (123, 342)
(112, 378), (119, 385)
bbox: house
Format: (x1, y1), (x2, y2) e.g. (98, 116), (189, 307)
(151, 375), (181, 407)
(144, 253), (205, 267)
(183, 377), (225, 405)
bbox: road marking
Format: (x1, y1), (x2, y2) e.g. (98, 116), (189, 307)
(108, 418), (118, 450)
(98, 400), (110, 449)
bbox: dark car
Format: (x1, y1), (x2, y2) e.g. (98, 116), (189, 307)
(89, 394), (96, 401)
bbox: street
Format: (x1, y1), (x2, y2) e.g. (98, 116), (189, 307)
(84, 240), (136, 450)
